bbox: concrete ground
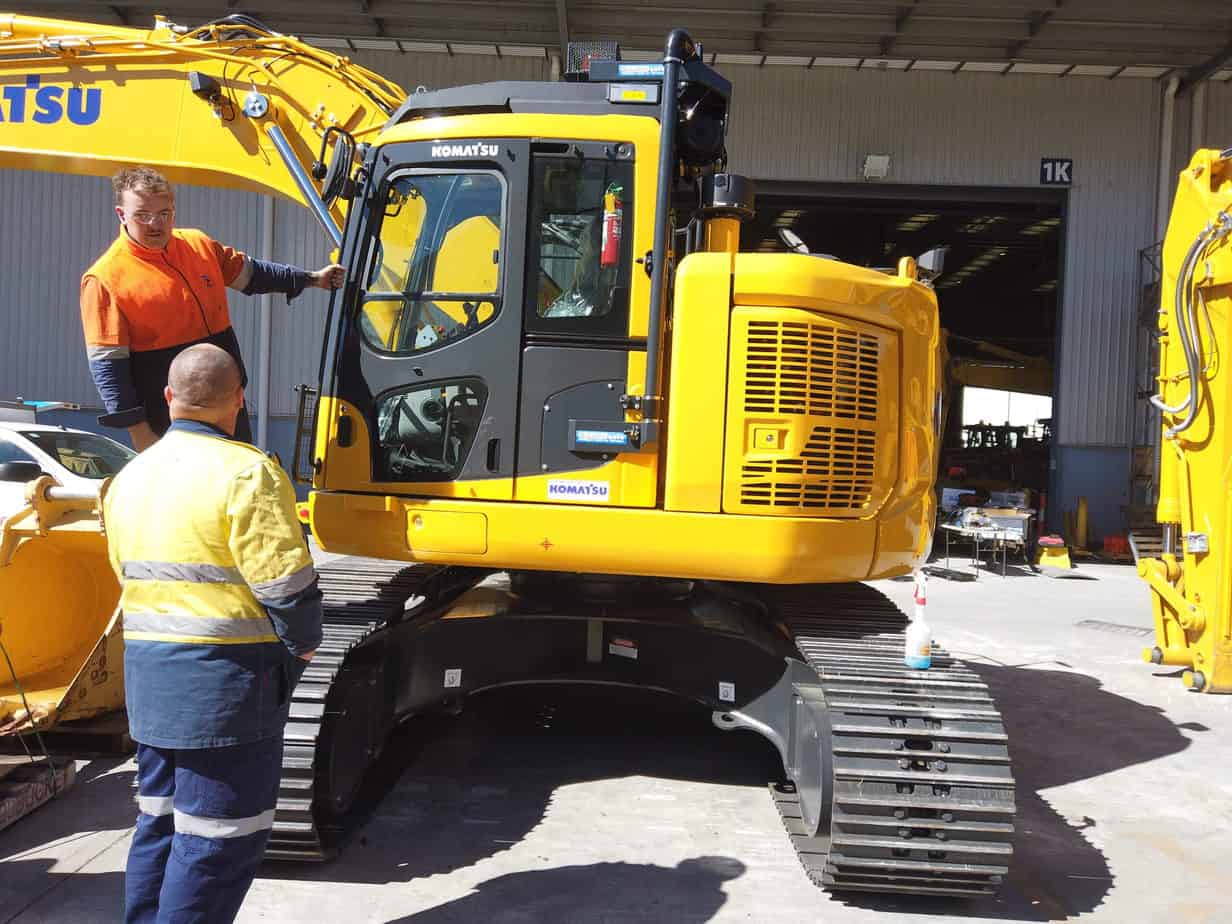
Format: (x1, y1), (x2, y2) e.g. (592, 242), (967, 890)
(2, 554), (1229, 923)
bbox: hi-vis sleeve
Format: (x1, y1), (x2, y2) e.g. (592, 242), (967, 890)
(80, 276), (145, 428)
(212, 235), (311, 302)
(226, 458), (323, 656)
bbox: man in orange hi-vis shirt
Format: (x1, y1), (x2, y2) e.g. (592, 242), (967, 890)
(81, 165), (344, 450)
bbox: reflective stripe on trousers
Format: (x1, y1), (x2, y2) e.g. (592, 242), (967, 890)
(126, 737), (283, 924)
(135, 795), (275, 838)
(135, 794), (173, 817)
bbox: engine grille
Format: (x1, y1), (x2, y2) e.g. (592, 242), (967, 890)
(741, 426), (877, 510)
(725, 310), (892, 518)
(744, 319), (879, 421)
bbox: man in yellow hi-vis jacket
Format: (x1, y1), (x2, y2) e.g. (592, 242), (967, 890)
(102, 343), (323, 924)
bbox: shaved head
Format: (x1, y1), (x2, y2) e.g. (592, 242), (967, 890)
(165, 345), (245, 433)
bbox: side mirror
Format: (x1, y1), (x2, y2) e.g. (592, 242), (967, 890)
(917, 246), (949, 280)
(777, 227), (810, 255)
(0, 461), (45, 483)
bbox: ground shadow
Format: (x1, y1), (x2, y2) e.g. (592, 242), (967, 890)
(386, 856), (745, 924)
(0, 759), (134, 862)
(833, 660), (1191, 920)
(925, 548), (1100, 582)
(1, 859), (125, 924)
(262, 686), (781, 886)
(262, 657), (1193, 920)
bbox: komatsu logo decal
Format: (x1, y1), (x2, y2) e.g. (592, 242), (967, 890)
(547, 479), (610, 502)
(0, 76), (101, 126)
(430, 142), (499, 159)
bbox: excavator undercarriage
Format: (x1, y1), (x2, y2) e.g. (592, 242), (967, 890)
(266, 561), (1014, 897)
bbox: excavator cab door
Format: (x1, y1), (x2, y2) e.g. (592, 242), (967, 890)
(325, 140), (529, 498)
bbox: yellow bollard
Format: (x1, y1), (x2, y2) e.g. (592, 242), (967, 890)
(1075, 497), (1089, 550)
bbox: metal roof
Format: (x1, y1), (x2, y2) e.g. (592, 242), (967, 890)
(7, 2), (1232, 83)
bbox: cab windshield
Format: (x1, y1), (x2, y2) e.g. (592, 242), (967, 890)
(359, 171), (504, 355)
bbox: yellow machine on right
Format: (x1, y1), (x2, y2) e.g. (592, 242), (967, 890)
(1141, 148), (1232, 692)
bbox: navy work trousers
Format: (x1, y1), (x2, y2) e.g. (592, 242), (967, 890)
(125, 736), (283, 924)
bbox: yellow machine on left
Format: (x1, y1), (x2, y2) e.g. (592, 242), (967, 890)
(0, 13), (405, 733)
(0, 477), (121, 732)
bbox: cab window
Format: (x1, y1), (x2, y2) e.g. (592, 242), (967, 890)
(525, 151), (634, 338)
(359, 171), (504, 355)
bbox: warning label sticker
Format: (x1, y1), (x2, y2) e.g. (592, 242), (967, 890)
(608, 637), (638, 660)
(547, 479), (610, 502)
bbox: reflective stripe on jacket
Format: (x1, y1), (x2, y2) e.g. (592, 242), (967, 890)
(102, 419), (323, 748)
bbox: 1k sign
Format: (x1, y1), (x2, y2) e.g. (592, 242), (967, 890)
(1040, 158), (1073, 185)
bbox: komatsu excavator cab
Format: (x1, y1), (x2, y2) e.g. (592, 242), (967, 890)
(305, 33), (942, 589)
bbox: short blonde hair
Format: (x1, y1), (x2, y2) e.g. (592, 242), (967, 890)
(112, 165), (173, 205)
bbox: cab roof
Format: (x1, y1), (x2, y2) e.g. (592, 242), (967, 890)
(386, 80), (661, 128)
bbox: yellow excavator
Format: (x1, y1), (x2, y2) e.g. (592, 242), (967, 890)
(1139, 148), (1232, 693)
(0, 14), (1015, 895)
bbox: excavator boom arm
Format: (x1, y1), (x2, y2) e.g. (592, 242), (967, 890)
(0, 13), (407, 238)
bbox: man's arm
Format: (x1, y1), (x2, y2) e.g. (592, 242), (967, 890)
(226, 459), (323, 659)
(80, 277), (156, 450)
(211, 239), (343, 303)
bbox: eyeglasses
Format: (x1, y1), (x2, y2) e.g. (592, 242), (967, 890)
(129, 209), (175, 225)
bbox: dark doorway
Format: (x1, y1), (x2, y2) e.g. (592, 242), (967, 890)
(743, 181), (1065, 524)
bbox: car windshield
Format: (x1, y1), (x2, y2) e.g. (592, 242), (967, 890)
(19, 430), (135, 479)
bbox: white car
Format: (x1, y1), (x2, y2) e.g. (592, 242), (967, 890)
(0, 421), (135, 521)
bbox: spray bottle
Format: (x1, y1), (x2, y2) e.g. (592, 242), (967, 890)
(904, 571), (932, 670)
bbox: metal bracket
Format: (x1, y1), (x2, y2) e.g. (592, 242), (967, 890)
(713, 659), (814, 772)
(619, 394), (662, 416)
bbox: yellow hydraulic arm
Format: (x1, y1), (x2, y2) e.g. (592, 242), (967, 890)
(0, 13), (406, 241)
(1141, 148), (1232, 692)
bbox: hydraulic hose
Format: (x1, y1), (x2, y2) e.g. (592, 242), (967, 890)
(1150, 211), (1232, 437)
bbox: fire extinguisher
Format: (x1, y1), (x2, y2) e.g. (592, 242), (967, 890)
(601, 183), (623, 268)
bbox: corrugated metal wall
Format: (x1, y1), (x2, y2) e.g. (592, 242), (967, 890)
(722, 64), (1161, 448)
(1201, 82), (1232, 149)
(0, 52), (1168, 450)
(0, 171), (110, 406)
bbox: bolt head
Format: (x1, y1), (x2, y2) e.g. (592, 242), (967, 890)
(893, 808), (907, 819)
(935, 760), (947, 772)
(899, 758), (911, 769)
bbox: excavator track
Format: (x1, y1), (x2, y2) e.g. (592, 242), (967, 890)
(265, 559), (444, 861)
(770, 583), (1015, 897)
